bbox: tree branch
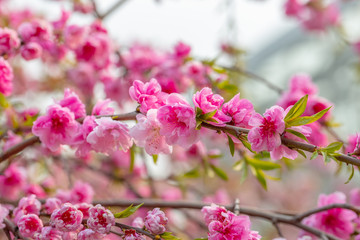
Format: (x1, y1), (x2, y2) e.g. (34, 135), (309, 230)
(115, 222), (156, 239)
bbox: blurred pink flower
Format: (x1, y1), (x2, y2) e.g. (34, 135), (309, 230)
(18, 214), (43, 238)
(0, 57), (13, 96)
(87, 204), (115, 234)
(144, 208), (168, 235)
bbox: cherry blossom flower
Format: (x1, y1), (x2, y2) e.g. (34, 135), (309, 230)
(13, 194), (41, 223)
(58, 89), (86, 120)
(87, 204), (115, 234)
(17, 214), (43, 238)
(34, 226), (62, 240)
(20, 42), (42, 60)
(92, 99), (114, 116)
(32, 104), (79, 152)
(0, 27), (20, 55)
(44, 198), (62, 214)
(123, 229), (145, 240)
(77, 229), (106, 240)
(0, 164), (26, 200)
(69, 181), (94, 204)
(50, 203), (83, 232)
(222, 93), (254, 128)
(248, 106), (285, 152)
(144, 208), (168, 235)
(130, 109), (171, 155)
(0, 57), (13, 96)
(157, 93), (199, 148)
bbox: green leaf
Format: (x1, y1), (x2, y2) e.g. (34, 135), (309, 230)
(239, 137), (255, 153)
(130, 146), (135, 172)
(193, 238), (208, 240)
(284, 95), (308, 122)
(345, 165), (355, 184)
(183, 168), (200, 178)
(152, 155), (158, 164)
(286, 107), (331, 127)
(114, 203), (144, 218)
(210, 164), (228, 181)
(202, 109), (217, 120)
(251, 167), (267, 190)
(160, 232), (180, 240)
(321, 151), (331, 164)
(296, 149), (307, 159)
(196, 107), (203, 116)
(196, 120), (202, 130)
(285, 129), (309, 142)
(233, 160), (244, 171)
(240, 163), (248, 184)
(310, 151), (319, 160)
(227, 135), (235, 157)
(246, 157), (281, 170)
(0, 93), (9, 109)
(323, 142), (343, 153)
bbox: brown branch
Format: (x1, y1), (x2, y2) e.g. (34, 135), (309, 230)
(0, 111), (139, 163)
(295, 203), (360, 221)
(101, 0), (130, 19)
(115, 222), (156, 239)
(201, 123), (360, 167)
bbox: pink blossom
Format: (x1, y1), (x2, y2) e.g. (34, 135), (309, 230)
(55, 189), (72, 203)
(75, 203), (93, 219)
(2, 130), (22, 151)
(20, 42), (42, 60)
(222, 93), (254, 128)
(87, 117), (133, 154)
(302, 4), (340, 31)
(13, 194), (41, 223)
(173, 41), (191, 60)
(34, 226), (62, 240)
(50, 203), (83, 232)
(248, 106), (285, 152)
(18, 19), (52, 44)
(345, 134), (360, 158)
(51, 9), (70, 31)
(129, 79), (167, 114)
(32, 104), (79, 152)
(77, 229), (106, 240)
(58, 89), (86, 119)
(123, 229), (145, 240)
(354, 41), (360, 56)
(67, 63), (97, 95)
(201, 204), (229, 225)
(186, 61), (209, 87)
(0, 27), (20, 55)
(0, 57), (13, 96)
(193, 87), (230, 125)
(18, 214), (43, 238)
(130, 109), (171, 155)
(0, 164), (26, 200)
(75, 32), (112, 69)
(92, 99), (114, 116)
(64, 24), (88, 49)
(132, 217), (145, 228)
(87, 204), (115, 234)
(70, 181), (94, 204)
(24, 183), (47, 198)
(44, 198), (62, 214)
(270, 125), (311, 160)
(0, 204), (9, 229)
(144, 208), (168, 235)
(73, 116), (97, 158)
(302, 192), (356, 239)
(203, 189), (231, 205)
(284, 0), (304, 18)
(157, 93), (199, 148)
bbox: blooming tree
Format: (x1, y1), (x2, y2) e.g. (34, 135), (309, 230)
(1, 0), (360, 239)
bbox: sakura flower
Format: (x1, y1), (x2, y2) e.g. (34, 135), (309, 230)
(157, 93), (199, 148)
(17, 214), (43, 238)
(44, 198), (62, 214)
(144, 208), (168, 235)
(32, 104), (79, 152)
(302, 192), (356, 239)
(173, 41), (191, 60)
(222, 93), (254, 128)
(92, 99), (114, 116)
(0, 27), (20, 56)
(132, 217), (145, 229)
(75, 203), (93, 219)
(130, 109), (171, 155)
(50, 203), (83, 232)
(0, 57), (13, 96)
(73, 116), (97, 158)
(123, 229), (145, 240)
(64, 24), (88, 49)
(86, 117), (133, 155)
(34, 226), (62, 240)
(0, 204), (9, 229)
(87, 204), (115, 234)
(58, 89), (86, 119)
(248, 106), (285, 152)
(129, 79), (167, 114)
(345, 134), (360, 158)
(13, 194), (41, 223)
(77, 229), (106, 240)
(69, 181), (94, 204)
(20, 42), (42, 60)
(193, 87), (231, 125)
(18, 19), (52, 44)
(0, 164), (26, 200)
(201, 204), (228, 225)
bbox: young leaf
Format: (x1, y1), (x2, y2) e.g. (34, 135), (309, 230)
(285, 129), (309, 142)
(183, 167), (200, 178)
(323, 142), (343, 153)
(0, 93), (9, 109)
(296, 149), (307, 159)
(227, 135), (235, 157)
(321, 151), (331, 164)
(284, 95), (308, 122)
(210, 164), (228, 181)
(202, 109), (217, 120)
(286, 107), (331, 127)
(246, 157), (281, 170)
(310, 151), (318, 160)
(239, 137), (255, 153)
(152, 154), (158, 164)
(160, 232), (181, 240)
(345, 165), (355, 184)
(196, 119), (203, 130)
(251, 167), (267, 190)
(114, 203), (144, 218)
(240, 163), (248, 184)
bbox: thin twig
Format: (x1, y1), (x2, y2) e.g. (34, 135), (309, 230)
(115, 222), (156, 239)
(101, 0), (130, 19)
